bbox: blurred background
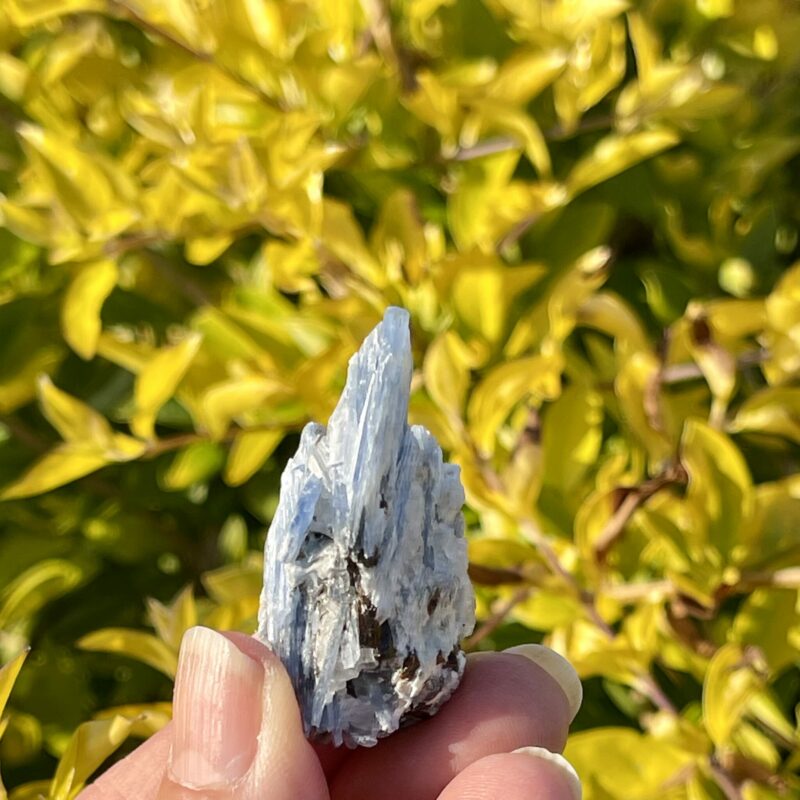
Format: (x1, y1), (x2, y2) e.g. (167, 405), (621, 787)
(1, 0), (799, 797)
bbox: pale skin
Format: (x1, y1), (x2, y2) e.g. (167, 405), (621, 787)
(78, 627), (582, 800)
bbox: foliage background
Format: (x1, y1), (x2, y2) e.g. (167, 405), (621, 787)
(1, 0), (799, 797)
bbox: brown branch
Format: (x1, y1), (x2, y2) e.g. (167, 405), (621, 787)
(359, 0), (417, 92)
(496, 213), (542, 253)
(143, 422), (300, 458)
(660, 349), (769, 385)
(710, 757), (744, 800)
(463, 587), (532, 651)
(450, 114), (617, 163)
(594, 462), (687, 562)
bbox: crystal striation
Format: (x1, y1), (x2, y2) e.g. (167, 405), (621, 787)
(257, 307), (475, 747)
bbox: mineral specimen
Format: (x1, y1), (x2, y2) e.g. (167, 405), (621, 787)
(257, 307), (475, 747)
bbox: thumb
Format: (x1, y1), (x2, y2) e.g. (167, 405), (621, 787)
(158, 627), (328, 800)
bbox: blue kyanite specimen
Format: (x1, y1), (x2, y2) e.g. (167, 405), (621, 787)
(257, 307), (475, 747)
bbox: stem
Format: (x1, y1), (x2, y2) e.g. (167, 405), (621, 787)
(660, 349), (768, 385)
(359, 0), (417, 92)
(464, 587), (532, 651)
(593, 463), (687, 561)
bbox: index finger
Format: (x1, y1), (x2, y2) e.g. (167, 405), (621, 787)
(329, 647), (581, 800)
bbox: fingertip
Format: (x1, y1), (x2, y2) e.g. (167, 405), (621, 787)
(502, 645), (582, 723)
(437, 750), (582, 800)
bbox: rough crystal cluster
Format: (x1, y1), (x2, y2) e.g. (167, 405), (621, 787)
(257, 307), (475, 747)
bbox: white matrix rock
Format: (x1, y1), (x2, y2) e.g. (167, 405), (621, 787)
(257, 307), (475, 747)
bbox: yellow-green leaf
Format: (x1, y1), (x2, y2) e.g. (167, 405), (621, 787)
(423, 331), (472, 423)
(162, 441), (225, 490)
(703, 643), (765, 746)
(93, 703), (172, 738)
(567, 128), (680, 196)
(200, 377), (285, 441)
(132, 333), (203, 440)
(61, 259), (118, 360)
(0, 444), (109, 501)
(37, 376), (112, 446)
(223, 428), (283, 486)
(146, 585), (197, 651)
(0, 650), (28, 722)
(77, 629), (178, 678)
(50, 716), (135, 800)
(682, 419), (755, 556)
(0, 560), (85, 630)
(467, 353), (562, 456)
(729, 387), (800, 444)
(565, 727), (695, 799)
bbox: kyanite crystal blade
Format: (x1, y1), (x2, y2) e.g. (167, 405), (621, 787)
(257, 306), (475, 747)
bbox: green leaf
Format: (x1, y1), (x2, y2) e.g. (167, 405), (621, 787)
(0, 444), (109, 501)
(703, 643), (764, 746)
(564, 727), (696, 799)
(0, 560), (86, 630)
(132, 333), (203, 440)
(541, 385), (604, 495)
(223, 429), (283, 486)
(60, 260), (117, 360)
(146, 585), (197, 651)
(77, 629), (178, 678)
(681, 419), (755, 558)
(50, 716), (135, 800)
(729, 387), (800, 444)
(200, 377), (285, 441)
(0, 650), (28, 722)
(567, 128), (680, 196)
(162, 441), (225, 490)
(37, 376), (112, 446)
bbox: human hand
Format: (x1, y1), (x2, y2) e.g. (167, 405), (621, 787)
(78, 627), (583, 800)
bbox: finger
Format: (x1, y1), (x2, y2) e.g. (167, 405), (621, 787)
(77, 728), (171, 800)
(330, 647), (580, 800)
(436, 749), (582, 800)
(156, 627), (328, 800)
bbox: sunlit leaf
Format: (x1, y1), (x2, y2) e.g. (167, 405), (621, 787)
(0, 444), (109, 501)
(37, 376), (112, 446)
(50, 716), (135, 800)
(565, 727), (696, 799)
(0, 560), (85, 630)
(146, 585), (197, 651)
(60, 259), (118, 360)
(77, 629), (178, 678)
(162, 441), (225, 490)
(223, 428), (283, 486)
(132, 333), (203, 440)
(0, 650), (28, 722)
(703, 644), (765, 746)
(567, 129), (680, 196)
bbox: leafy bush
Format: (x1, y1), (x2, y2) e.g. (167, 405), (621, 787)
(1, 0), (800, 797)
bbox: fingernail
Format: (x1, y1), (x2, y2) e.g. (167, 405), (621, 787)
(512, 746), (582, 800)
(170, 627), (263, 789)
(504, 644), (582, 722)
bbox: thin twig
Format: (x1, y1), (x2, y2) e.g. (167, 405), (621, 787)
(464, 587), (532, 651)
(496, 213), (542, 252)
(594, 462), (687, 561)
(710, 757), (744, 800)
(660, 349), (769, 385)
(359, 0), (417, 92)
(451, 114), (617, 162)
(143, 422), (300, 458)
